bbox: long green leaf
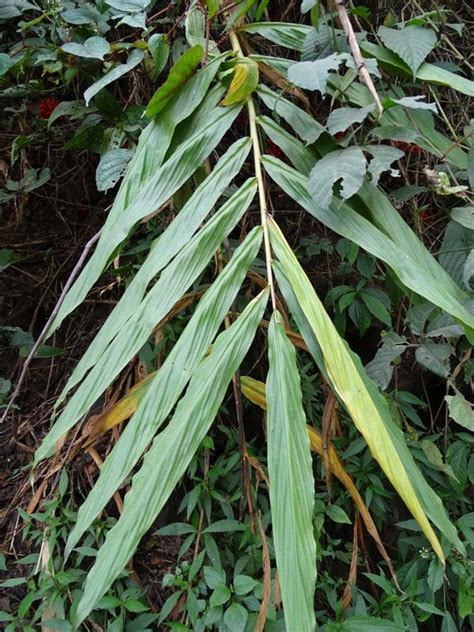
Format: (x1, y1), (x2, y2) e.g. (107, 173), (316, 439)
(238, 22), (311, 51)
(273, 263), (464, 555)
(262, 155), (474, 330)
(65, 227), (263, 556)
(73, 289), (269, 626)
(56, 138), (251, 404)
(269, 220), (461, 562)
(267, 311), (316, 632)
(34, 178), (257, 464)
(49, 91), (238, 334)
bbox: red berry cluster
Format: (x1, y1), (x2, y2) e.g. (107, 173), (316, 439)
(38, 97), (60, 119)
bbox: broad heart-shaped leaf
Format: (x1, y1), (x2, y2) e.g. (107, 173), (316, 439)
(145, 45), (204, 118)
(221, 58), (259, 106)
(238, 21), (312, 52)
(34, 178), (257, 465)
(308, 146), (367, 209)
(272, 262), (464, 557)
(268, 219), (448, 563)
(267, 312), (316, 632)
(72, 290), (268, 626)
(84, 49), (144, 105)
(48, 78), (233, 335)
(378, 25), (437, 75)
(62, 36), (110, 60)
(57, 138), (251, 404)
(95, 148), (133, 192)
(445, 392), (474, 432)
(65, 226), (262, 556)
(262, 154), (474, 332)
(288, 53), (342, 94)
(327, 104), (376, 135)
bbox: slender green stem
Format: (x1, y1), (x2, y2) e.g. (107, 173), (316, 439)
(229, 30), (277, 310)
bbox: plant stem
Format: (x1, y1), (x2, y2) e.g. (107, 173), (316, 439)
(229, 30), (277, 310)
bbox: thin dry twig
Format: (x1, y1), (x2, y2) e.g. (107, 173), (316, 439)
(335, 0), (383, 117)
(1, 230), (101, 424)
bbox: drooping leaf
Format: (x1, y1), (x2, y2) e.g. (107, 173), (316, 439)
(72, 290), (268, 626)
(34, 178), (257, 464)
(384, 95), (437, 112)
(84, 49), (144, 106)
(95, 148), (133, 192)
(378, 25), (437, 75)
(327, 104), (376, 135)
(415, 341), (451, 378)
(422, 440), (459, 482)
(145, 45), (204, 118)
(147, 33), (169, 79)
(221, 58), (259, 106)
(264, 153), (474, 330)
(48, 85), (237, 334)
(438, 220), (474, 287)
(268, 218), (453, 563)
(257, 84), (324, 144)
(56, 138), (251, 403)
(308, 147), (367, 209)
(445, 392), (474, 432)
(65, 226), (262, 554)
(288, 53), (342, 94)
(238, 22), (312, 52)
(62, 36), (110, 60)
(267, 312), (316, 632)
(273, 262), (464, 556)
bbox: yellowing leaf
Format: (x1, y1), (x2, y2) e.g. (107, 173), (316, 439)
(221, 58), (259, 106)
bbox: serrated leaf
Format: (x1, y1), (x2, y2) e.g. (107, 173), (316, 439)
(223, 603), (248, 632)
(84, 49), (144, 106)
(326, 504), (351, 524)
(378, 25), (437, 75)
(422, 440), (459, 482)
(72, 291), (268, 626)
(365, 333), (407, 390)
(365, 145), (404, 186)
(288, 53), (342, 94)
(62, 36), (110, 60)
(95, 148), (133, 192)
(415, 341), (451, 378)
(327, 104), (375, 135)
(233, 575), (257, 596)
(146, 45), (204, 118)
(445, 392), (474, 432)
(221, 58), (259, 106)
(267, 312), (316, 632)
(427, 558), (444, 593)
(308, 146), (367, 209)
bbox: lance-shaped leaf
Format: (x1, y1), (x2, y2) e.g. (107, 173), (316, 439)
(267, 312), (316, 632)
(49, 61), (225, 334)
(238, 22), (312, 51)
(84, 49), (144, 105)
(268, 218), (447, 563)
(56, 138), (251, 404)
(273, 264), (464, 556)
(262, 155), (474, 331)
(34, 178), (257, 464)
(145, 45), (204, 118)
(240, 375), (397, 583)
(73, 290), (268, 626)
(65, 227), (263, 555)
